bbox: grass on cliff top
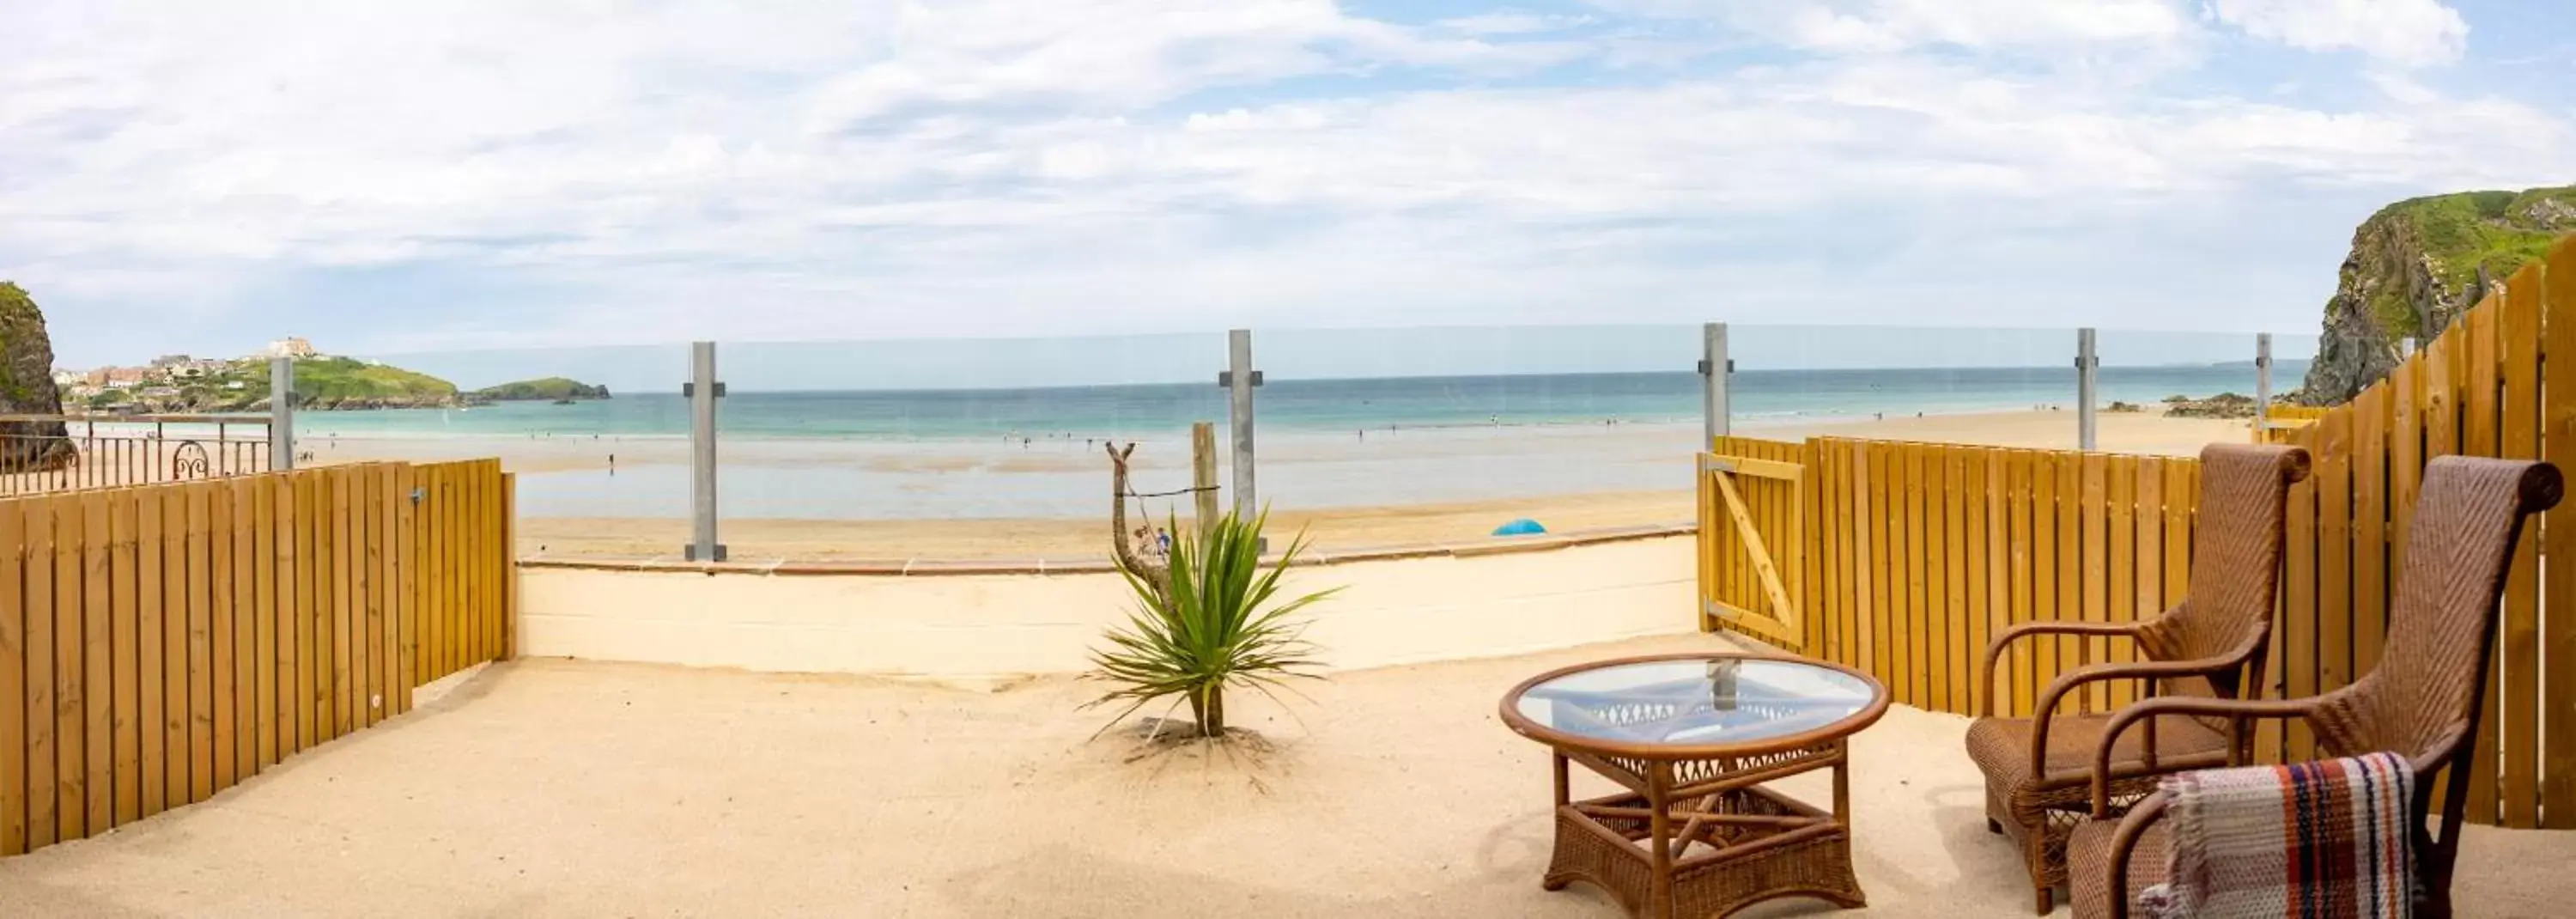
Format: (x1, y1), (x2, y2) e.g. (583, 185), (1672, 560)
(225, 356), (457, 405)
(2374, 185), (2575, 295)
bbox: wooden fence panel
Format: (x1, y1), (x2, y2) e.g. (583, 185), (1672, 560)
(0, 460), (513, 857)
(1685, 254), (2566, 825)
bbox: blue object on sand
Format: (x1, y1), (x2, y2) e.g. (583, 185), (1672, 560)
(1492, 518), (1548, 536)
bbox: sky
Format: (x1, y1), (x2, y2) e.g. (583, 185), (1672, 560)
(3, 0), (2569, 375)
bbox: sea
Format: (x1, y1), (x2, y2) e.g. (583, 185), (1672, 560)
(292, 362), (2305, 442)
(253, 362), (2305, 522)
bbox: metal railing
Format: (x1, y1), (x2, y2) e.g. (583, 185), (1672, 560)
(0, 413), (275, 496)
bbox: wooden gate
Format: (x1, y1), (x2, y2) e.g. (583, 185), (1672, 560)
(1697, 437), (1807, 648)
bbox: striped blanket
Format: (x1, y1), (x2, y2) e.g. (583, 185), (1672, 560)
(2140, 752), (2415, 919)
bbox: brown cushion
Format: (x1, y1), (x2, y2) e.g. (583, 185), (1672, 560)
(2069, 816), (2170, 918)
(1966, 712), (2232, 795)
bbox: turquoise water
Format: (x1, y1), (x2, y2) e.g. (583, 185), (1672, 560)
(295, 362), (2303, 441)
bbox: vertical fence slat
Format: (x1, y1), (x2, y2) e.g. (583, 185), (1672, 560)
(293, 472), (316, 756)
(254, 475), (279, 770)
(1855, 442), (1875, 674)
(79, 491), (112, 834)
(108, 490), (139, 827)
(229, 478), (257, 781)
(1, 496), (26, 854)
(2133, 458), (2166, 670)
(1937, 447), (1958, 710)
(334, 466), (356, 739)
(396, 464), (417, 712)
(2353, 385), (2390, 679)
(2316, 411), (2354, 702)
(55, 493), (87, 841)
(2500, 267), (2543, 829)
(1922, 447), (1951, 712)
(368, 466), (390, 724)
(2075, 453), (2105, 713)
(2009, 451), (2036, 718)
(2035, 452), (2067, 715)
(1874, 445), (1897, 700)
(26, 496), (57, 849)
(2541, 238), (2576, 829)
(210, 480), (237, 794)
(1965, 450), (1992, 716)
(185, 484), (212, 806)
(2106, 455), (2137, 709)
(157, 489), (185, 818)
(2279, 443), (2317, 764)
(2052, 453), (2081, 713)
(1898, 445), (1925, 708)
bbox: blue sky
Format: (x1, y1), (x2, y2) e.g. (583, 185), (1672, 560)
(3, 0), (2568, 375)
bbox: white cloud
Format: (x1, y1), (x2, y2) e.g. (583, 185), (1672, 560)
(2207, 0), (2470, 67)
(1437, 12), (1597, 35)
(1603, 0), (2191, 53)
(0, 0), (2564, 361)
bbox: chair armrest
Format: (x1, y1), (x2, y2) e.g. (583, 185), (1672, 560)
(2090, 695), (2328, 816)
(1978, 620), (2144, 717)
(2029, 655), (2249, 784)
(2103, 792), (2172, 919)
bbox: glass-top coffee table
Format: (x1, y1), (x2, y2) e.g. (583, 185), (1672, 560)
(1500, 653), (1889, 919)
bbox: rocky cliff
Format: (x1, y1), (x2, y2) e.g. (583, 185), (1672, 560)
(0, 282), (76, 470)
(2300, 186), (2576, 404)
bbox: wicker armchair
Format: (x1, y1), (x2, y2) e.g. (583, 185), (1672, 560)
(2071, 456), (2563, 919)
(1965, 443), (2312, 912)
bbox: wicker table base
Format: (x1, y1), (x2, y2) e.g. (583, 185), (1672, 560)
(1539, 744), (1866, 919)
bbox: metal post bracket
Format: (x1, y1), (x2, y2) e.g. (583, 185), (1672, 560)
(681, 381), (728, 398)
(1216, 370), (1264, 387)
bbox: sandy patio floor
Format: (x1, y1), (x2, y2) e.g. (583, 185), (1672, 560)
(3, 633), (2569, 918)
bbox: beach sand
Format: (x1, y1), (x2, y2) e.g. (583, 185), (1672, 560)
(295, 408), (2256, 560)
(4, 632), (2565, 917)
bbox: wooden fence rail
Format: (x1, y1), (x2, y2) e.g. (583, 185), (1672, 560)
(1699, 234), (2575, 829)
(0, 459), (513, 856)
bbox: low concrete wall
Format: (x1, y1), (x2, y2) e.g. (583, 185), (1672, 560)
(519, 535), (1697, 682)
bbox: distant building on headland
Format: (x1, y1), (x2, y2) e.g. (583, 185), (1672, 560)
(264, 337), (319, 359)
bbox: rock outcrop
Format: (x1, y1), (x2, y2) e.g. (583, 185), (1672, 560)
(0, 282), (76, 471)
(2301, 186), (2576, 405)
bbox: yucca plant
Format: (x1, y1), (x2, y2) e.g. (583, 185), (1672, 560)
(1086, 508), (1335, 739)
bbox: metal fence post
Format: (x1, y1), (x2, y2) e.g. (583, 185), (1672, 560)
(1223, 330), (1260, 521)
(2254, 333), (2274, 439)
(2076, 328), (2099, 452)
(1701, 323), (1731, 444)
(686, 341), (726, 563)
(270, 356), (296, 471)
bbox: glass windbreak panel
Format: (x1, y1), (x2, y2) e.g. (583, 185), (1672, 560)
(338, 343), (694, 559)
(2096, 330), (2299, 457)
(712, 333), (1225, 563)
(1250, 325), (1704, 552)
(1722, 325), (2077, 449)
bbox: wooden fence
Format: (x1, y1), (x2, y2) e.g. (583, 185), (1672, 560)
(1698, 234), (2574, 828)
(0, 459), (514, 856)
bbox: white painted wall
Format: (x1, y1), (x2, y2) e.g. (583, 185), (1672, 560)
(519, 536), (1698, 683)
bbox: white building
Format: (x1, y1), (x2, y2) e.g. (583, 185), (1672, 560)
(264, 337), (318, 359)
(52, 369), (82, 387)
